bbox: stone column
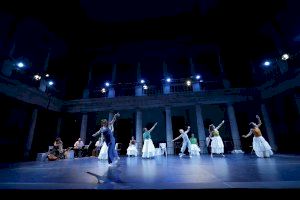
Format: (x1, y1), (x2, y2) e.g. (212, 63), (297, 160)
(108, 111), (114, 122)
(195, 104), (207, 153)
(165, 107), (174, 154)
(135, 109), (143, 154)
(24, 108), (38, 159)
(261, 103), (277, 151)
(56, 116), (62, 138)
(135, 62), (144, 96)
(39, 49), (51, 92)
(227, 103), (243, 153)
(162, 61), (171, 94)
(80, 113), (88, 143)
(295, 94), (300, 114)
(1, 60), (14, 77)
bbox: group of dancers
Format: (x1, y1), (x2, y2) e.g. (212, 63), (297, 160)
(92, 112), (273, 165)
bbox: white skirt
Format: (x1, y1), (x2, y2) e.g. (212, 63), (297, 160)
(98, 142), (108, 160)
(142, 139), (156, 158)
(127, 145), (138, 156)
(190, 144), (201, 156)
(253, 136), (273, 158)
(211, 136), (224, 154)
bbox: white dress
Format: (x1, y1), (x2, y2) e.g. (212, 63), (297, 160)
(253, 136), (273, 158)
(142, 131), (156, 158)
(210, 130), (224, 154)
(190, 144), (201, 156)
(127, 142), (138, 157)
(98, 142), (108, 160)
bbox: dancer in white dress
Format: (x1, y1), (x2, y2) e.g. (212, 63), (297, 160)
(242, 115), (273, 158)
(189, 134), (201, 156)
(98, 134), (108, 160)
(142, 122), (158, 158)
(127, 136), (138, 157)
(172, 126), (192, 158)
(209, 120), (225, 157)
(93, 113), (120, 161)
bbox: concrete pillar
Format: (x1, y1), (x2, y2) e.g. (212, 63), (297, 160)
(135, 109), (143, 154)
(195, 104), (207, 153)
(80, 113), (88, 143)
(165, 107), (174, 154)
(56, 116), (62, 138)
(227, 103), (243, 153)
(1, 60), (14, 77)
(261, 103), (277, 151)
(135, 86), (143, 96)
(192, 83), (201, 92)
(108, 111), (114, 122)
(108, 88), (115, 98)
(163, 84), (171, 94)
(39, 79), (47, 92)
(24, 108), (38, 159)
(295, 94), (300, 114)
(82, 88), (89, 99)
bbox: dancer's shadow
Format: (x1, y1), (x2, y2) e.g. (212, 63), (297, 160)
(86, 163), (124, 184)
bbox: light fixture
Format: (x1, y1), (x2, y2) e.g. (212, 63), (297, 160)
(166, 77), (171, 83)
(48, 81), (54, 86)
(263, 61), (271, 66)
(17, 62), (24, 68)
(105, 82), (110, 87)
(143, 85), (148, 90)
(195, 75), (201, 80)
(186, 80), (192, 86)
(281, 53), (289, 60)
(33, 74), (41, 81)
(140, 79), (145, 84)
(45, 74), (50, 77)
(101, 88), (106, 93)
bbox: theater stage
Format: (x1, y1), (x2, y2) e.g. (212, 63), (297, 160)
(0, 154), (300, 190)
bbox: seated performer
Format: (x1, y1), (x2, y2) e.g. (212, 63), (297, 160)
(190, 134), (201, 156)
(242, 115), (273, 158)
(73, 138), (84, 158)
(127, 136), (138, 157)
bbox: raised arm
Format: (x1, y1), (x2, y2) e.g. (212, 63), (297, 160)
(109, 113), (120, 126)
(216, 120), (225, 130)
(172, 134), (182, 142)
(184, 126), (191, 134)
(242, 129), (253, 138)
(256, 115), (262, 127)
(92, 128), (103, 137)
(149, 122), (158, 132)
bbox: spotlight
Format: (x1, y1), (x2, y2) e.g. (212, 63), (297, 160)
(17, 62), (24, 68)
(101, 88), (106, 93)
(105, 82), (110, 87)
(195, 75), (201, 80)
(48, 81), (54, 86)
(45, 74), (50, 77)
(140, 79), (145, 84)
(186, 80), (192, 86)
(166, 77), (171, 83)
(33, 74), (41, 81)
(143, 85), (148, 90)
(281, 53), (289, 60)
(263, 61), (271, 66)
